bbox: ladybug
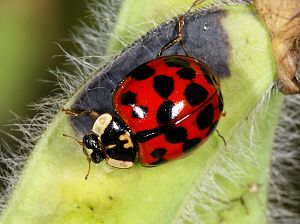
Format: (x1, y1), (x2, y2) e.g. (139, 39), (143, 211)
(63, 10), (224, 178)
(63, 55), (223, 177)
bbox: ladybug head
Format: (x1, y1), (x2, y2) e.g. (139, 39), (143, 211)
(82, 133), (106, 164)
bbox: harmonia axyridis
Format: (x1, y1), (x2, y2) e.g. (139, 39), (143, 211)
(63, 55), (223, 177)
(63, 2), (223, 178)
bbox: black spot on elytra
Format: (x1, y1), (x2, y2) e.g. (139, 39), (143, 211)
(121, 91), (136, 106)
(184, 83), (208, 106)
(150, 148), (167, 165)
(199, 65), (214, 86)
(153, 75), (174, 98)
(206, 121), (218, 137)
(204, 74), (217, 86)
(196, 104), (214, 130)
(132, 105), (148, 118)
(165, 57), (189, 67)
(151, 148), (167, 158)
(156, 100), (175, 124)
(183, 138), (201, 153)
(135, 126), (165, 143)
(177, 67), (196, 80)
(130, 63), (155, 80)
(150, 160), (165, 165)
(165, 126), (187, 143)
(197, 62), (219, 88)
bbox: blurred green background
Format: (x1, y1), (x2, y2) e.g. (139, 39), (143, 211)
(0, 0), (88, 143)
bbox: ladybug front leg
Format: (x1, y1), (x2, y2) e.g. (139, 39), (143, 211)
(62, 108), (100, 120)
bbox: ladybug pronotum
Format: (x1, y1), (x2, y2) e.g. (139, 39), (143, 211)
(63, 5), (223, 178)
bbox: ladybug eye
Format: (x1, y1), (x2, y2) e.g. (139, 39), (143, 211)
(83, 134), (99, 150)
(91, 151), (106, 164)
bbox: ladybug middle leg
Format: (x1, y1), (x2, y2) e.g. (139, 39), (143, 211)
(157, 15), (188, 57)
(62, 108), (100, 120)
(186, 0), (207, 14)
(157, 0), (207, 57)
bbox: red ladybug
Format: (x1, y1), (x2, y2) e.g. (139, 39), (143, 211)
(62, 10), (223, 178)
(63, 55), (223, 177)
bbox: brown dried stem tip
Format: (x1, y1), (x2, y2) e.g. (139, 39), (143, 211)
(254, 0), (300, 95)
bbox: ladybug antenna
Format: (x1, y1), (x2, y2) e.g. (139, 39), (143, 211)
(81, 145), (92, 180)
(63, 134), (93, 180)
(62, 134), (83, 146)
(85, 157), (92, 180)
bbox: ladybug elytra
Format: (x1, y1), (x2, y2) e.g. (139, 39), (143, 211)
(63, 1), (224, 179)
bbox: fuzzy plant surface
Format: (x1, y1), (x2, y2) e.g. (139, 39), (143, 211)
(0, 0), (295, 224)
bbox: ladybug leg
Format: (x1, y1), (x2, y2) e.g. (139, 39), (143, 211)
(62, 108), (100, 120)
(62, 133), (93, 180)
(81, 144), (92, 180)
(186, 0), (206, 14)
(84, 157), (92, 180)
(157, 0), (208, 57)
(157, 15), (189, 57)
(177, 15), (189, 56)
(215, 129), (226, 147)
(78, 143), (93, 180)
(214, 75), (221, 86)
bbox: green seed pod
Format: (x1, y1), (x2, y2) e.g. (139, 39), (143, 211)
(1, 0), (299, 224)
